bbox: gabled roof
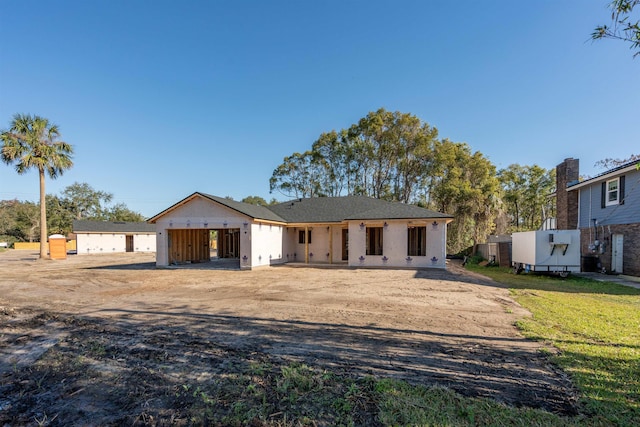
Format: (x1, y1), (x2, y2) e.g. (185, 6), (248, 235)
(147, 192), (286, 223)
(73, 220), (156, 233)
(268, 196), (453, 223)
(149, 193), (453, 225)
(200, 193), (286, 222)
(568, 160), (640, 191)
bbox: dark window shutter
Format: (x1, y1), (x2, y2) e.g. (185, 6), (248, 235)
(620, 175), (625, 205)
(601, 182), (606, 208)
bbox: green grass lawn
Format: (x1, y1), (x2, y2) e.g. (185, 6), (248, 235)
(467, 263), (640, 426)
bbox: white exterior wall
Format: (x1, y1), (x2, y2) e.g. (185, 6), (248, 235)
(330, 226), (344, 263)
(347, 220), (448, 269)
(424, 220), (448, 269)
(249, 223), (285, 268)
(133, 234), (156, 252)
(77, 233), (126, 254)
(155, 197), (253, 267)
(77, 233), (156, 254)
(282, 225), (342, 263)
(282, 227), (298, 262)
(280, 225), (347, 264)
(306, 226), (331, 263)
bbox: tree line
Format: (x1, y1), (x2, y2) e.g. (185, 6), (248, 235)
(0, 182), (144, 246)
(270, 108), (557, 254)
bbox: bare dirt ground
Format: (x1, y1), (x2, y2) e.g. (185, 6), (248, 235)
(0, 251), (577, 425)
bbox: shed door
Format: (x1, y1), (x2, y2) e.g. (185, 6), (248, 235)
(612, 234), (623, 273)
(126, 235), (134, 252)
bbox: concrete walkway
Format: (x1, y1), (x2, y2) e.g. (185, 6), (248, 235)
(574, 272), (640, 290)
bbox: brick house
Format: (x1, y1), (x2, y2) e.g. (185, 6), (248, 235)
(556, 158), (640, 276)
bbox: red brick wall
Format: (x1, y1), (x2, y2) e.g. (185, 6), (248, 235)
(579, 223), (640, 276)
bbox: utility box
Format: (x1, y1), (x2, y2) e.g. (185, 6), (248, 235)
(512, 230), (581, 277)
(49, 234), (67, 260)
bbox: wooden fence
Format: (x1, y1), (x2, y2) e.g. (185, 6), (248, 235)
(13, 240), (77, 251)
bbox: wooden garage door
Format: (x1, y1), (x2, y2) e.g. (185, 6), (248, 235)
(168, 229), (210, 264)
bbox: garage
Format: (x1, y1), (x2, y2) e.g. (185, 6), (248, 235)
(167, 228), (240, 265)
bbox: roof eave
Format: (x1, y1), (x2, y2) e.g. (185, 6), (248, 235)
(147, 192), (201, 223)
(568, 163), (638, 191)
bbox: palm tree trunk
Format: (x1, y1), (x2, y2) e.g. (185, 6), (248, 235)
(39, 168), (48, 259)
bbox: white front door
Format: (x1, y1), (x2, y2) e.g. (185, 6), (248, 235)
(612, 234), (624, 273)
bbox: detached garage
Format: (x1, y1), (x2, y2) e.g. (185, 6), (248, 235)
(73, 220), (156, 254)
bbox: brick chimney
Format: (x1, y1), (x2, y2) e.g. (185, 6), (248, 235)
(556, 158), (579, 230)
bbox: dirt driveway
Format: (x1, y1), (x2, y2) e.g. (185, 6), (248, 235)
(0, 251), (576, 424)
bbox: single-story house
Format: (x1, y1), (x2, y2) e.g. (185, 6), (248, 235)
(73, 220), (156, 254)
(148, 192), (454, 269)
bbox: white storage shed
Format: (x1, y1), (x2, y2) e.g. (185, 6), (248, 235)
(511, 230), (581, 277)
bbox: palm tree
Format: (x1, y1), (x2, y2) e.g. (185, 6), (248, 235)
(1, 114), (74, 259)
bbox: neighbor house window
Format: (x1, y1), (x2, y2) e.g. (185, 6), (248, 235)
(606, 178), (619, 206)
(407, 226), (426, 256)
(298, 230), (312, 244)
(366, 227), (383, 255)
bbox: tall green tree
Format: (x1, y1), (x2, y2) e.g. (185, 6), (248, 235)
(46, 194), (74, 235)
(270, 108), (439, 203)
(269, 108), (503, 253)
(349, 109), (438, 203)
(60, 182), (144, 223)
(310, 130), (352, 197)
(270, 151), (322, 198)
(521, 165), (555, 229)
(241, 195), (269, 206)
(593, 0), (640, 57)
(498, 164), (555, 232)
(14, 201), (40, 242)
(61, 182), (113, 220)
(352, 109), (397, 200)
(0, 199), (38, 244)
(106, 203), (145, 222)
(497, 164), (528, 231)
(1, 114), (73, 258)
(429, 139), (500, 253)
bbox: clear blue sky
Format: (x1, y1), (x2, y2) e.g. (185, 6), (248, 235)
(1, 0), (638, 218)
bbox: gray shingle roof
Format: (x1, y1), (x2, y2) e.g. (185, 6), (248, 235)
(268, 196), (453, 223)
(149, 193), (453, 224)
(199, 193), (286, 222)
(567, 159), (639, 190)
(147, 192), (286, 223)
(73, 220), (156, 233)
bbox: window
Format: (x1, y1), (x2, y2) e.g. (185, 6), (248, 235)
(298, 229), (311, 244)
(606, 178), (619, 206)
(601, 176), (625, 208)
(407, 226), (426, 256)
(366, 227), (383, 255)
